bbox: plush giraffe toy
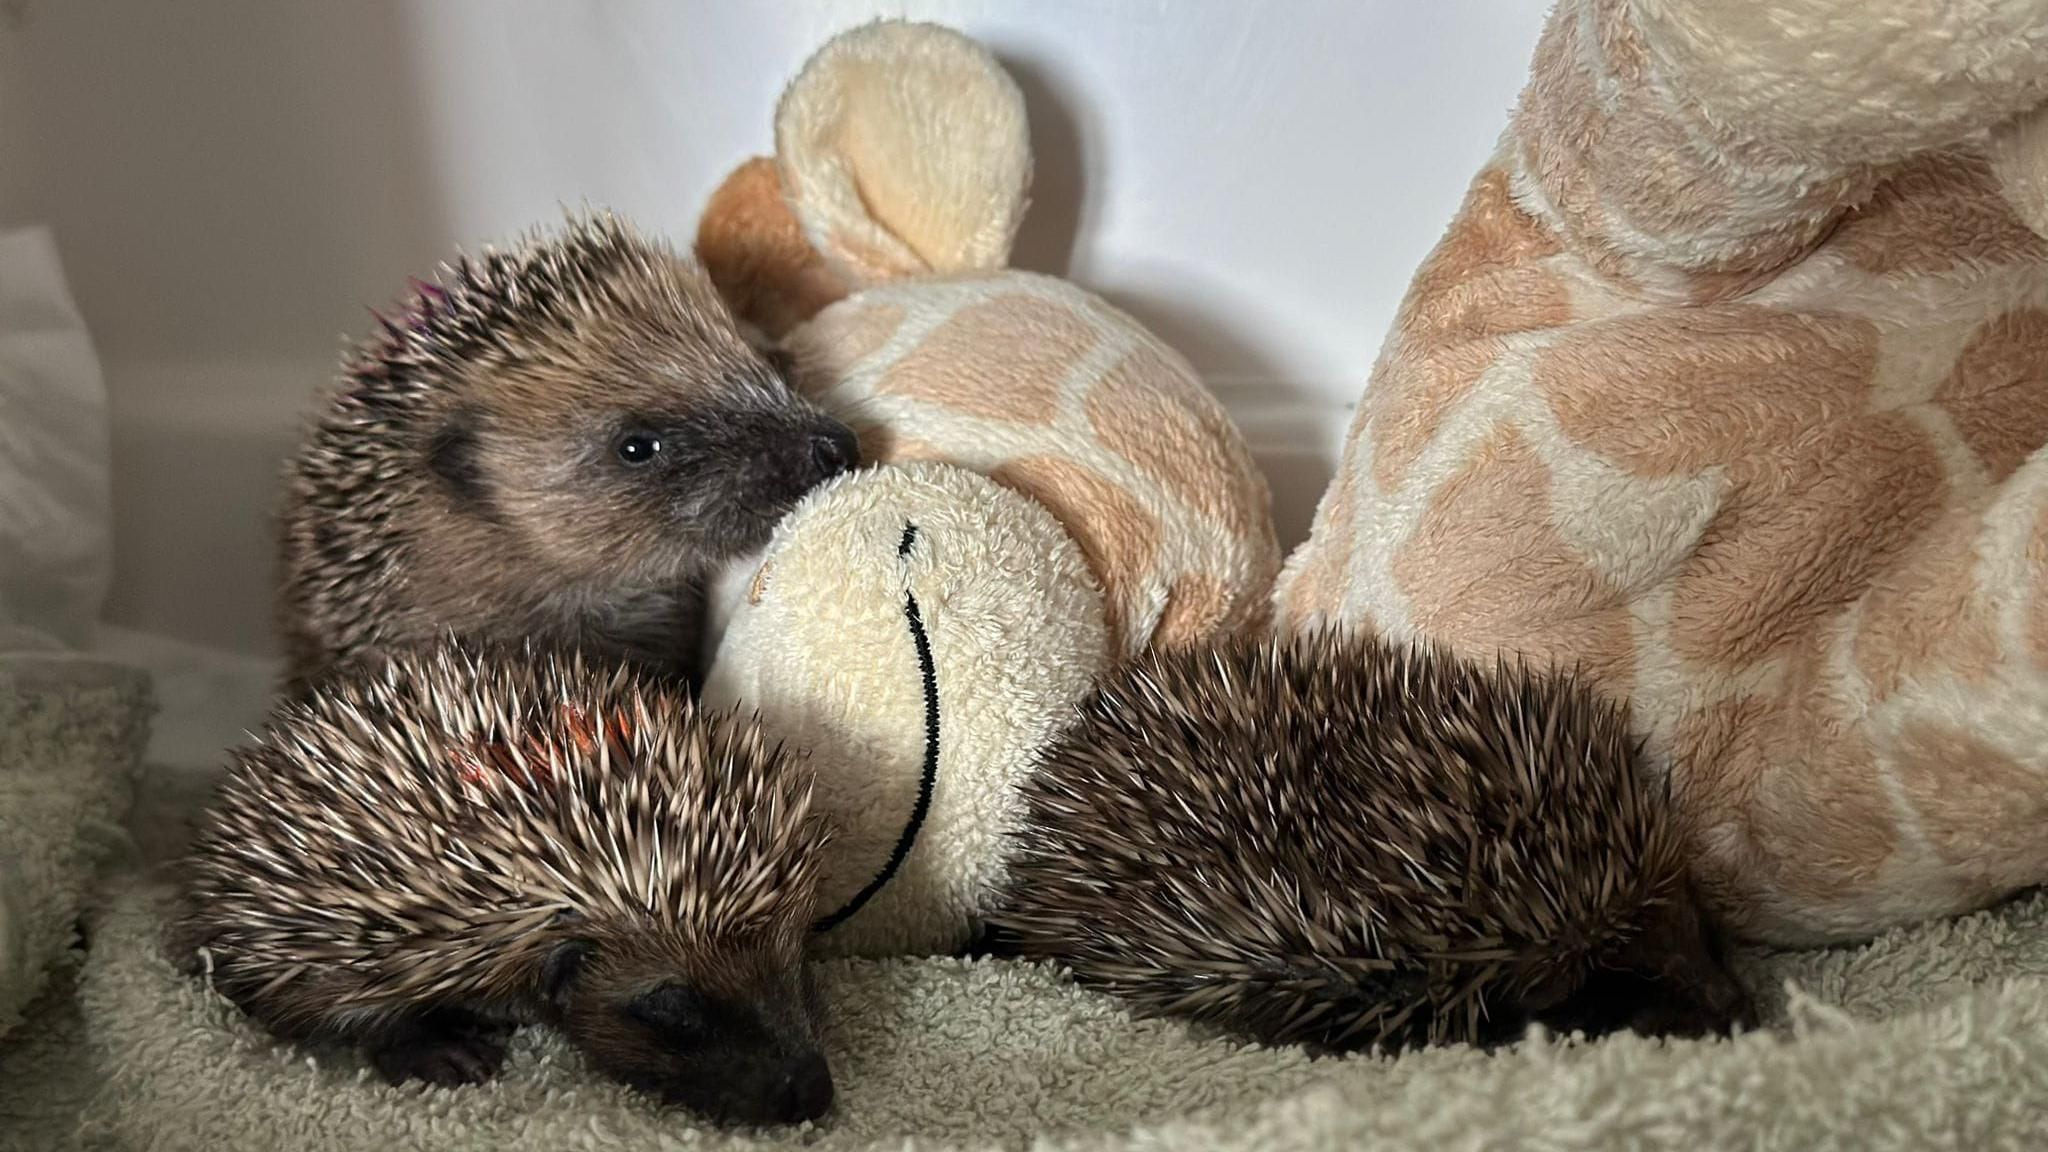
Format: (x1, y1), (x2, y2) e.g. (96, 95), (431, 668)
(695, 18), (1280, 660)
(703, 462), (1112, 959)
(1276, 0), (2048, 946)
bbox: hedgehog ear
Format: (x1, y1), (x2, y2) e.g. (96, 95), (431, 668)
(541, 937), (595, 1006)
(427, 406), (490, 508)
(760, 343), (798, 382)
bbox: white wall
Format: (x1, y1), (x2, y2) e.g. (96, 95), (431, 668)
(0, 1), (1547, 655)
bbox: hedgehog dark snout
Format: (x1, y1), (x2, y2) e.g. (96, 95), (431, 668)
(627, 986), (833, 1126)
(714, 406), (859, 547)
(690, 401), (856, 492)
(1535, 892), (1757, 1042)
(562, 971), (834, 1127)
(706, 1046), (835, 1127)
(766, 410), (859, 496)
(749, 349), (858, 486)
(808, 420), (858, 481)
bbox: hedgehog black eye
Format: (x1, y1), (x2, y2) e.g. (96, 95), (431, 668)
(625, 981), (710, 1037)
(615, 431), (663, 466)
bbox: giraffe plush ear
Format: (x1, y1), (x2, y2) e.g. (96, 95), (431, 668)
(773, 19), (1032, 290)
(695, 20), (1032, 340)
(696, 157), (853, 342)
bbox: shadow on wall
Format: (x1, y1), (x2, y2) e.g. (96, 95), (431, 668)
(1, 1), (453, 654)
(1000, 51), (1090, 280)
(104, 376), (310, 657)
(1103, 287), (1338, 551)
(994, 47), (1338, 551)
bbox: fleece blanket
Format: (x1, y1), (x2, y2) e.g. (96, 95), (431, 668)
(0, 644), (2046, 1151)
(0, 656), (152, 1041)
(13, 872), (2048, 1151)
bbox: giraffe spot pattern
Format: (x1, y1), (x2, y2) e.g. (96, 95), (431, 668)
(1281, 0), (2048, 944)
(1833, 152), (2048, 279)
(1670, 617), (1900, 932)
(1151, 570), (1234, 650)
(1853, 503), (2004, 700)
(1892, 719), (2048, 900)
(2028, 499), (2048, 668)
(872, 295), (1091, 425)
(1369, 166), (1574, 491)
(1935, 307), (2048, 483)
(988, 454), (1163, 653)
(1535, 305), (1881, 480)
(797, 298), (908, 386)
(1086, 342), (1260, 540)
(1666, 414), (1948, 670)
(1390, 427), (1637, 690)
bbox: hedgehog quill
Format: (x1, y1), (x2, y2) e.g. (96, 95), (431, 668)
(275, 211), (859, 696)
(985, 628), (1756, 1052)
(169, 639), (836, 1127)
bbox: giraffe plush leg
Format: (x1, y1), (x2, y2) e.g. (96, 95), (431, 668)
(1688, 445), (2048, 944)
(1514, 0), (2048, 294)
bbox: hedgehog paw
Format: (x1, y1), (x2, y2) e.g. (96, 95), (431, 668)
(370, 1010), (512, 1088)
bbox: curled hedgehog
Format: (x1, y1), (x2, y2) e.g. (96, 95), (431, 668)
(984, 628), (1756, 1051)
(275, 212), (859, 696)
(169, 638), (835, 1127)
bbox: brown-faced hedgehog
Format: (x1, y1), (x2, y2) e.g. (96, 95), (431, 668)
(169, 637), (836, 1126)
(983, 627), (1756, 1052)
(275, 211), (858, 696)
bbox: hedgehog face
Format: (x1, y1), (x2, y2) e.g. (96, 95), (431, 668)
(1530, 881), (1757, 1042)
(589, 386), (861, 568)
(543, 934), (832, 1126)
(429, 342), (859, 589)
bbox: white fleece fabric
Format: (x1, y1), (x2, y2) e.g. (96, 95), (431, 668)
(7, 621), (2048, 1151)
(703, 462), (1109, 959)
(0, 226), (117, 653)
(3, 871), (2045, 1150)
(0, 656), (152, 1042)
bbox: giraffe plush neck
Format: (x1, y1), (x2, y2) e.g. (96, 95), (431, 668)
(1276, 0), (2048, 946)
(694, 19), (1281, 662)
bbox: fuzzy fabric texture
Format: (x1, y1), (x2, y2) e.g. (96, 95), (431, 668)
(0, 656), (152, 1041)
(0, 226), (116, 652)
(703, 463), (1109, 958)
(7, 627), (2048, 1151)
(696, 158), (852, 345)
(695, 20), (1281, 659)
(784, 272), (1276, 659)
(773, 19), (1031, 289)
(1273, 0), (2048, 946)
(11, 869), (2047, 1150)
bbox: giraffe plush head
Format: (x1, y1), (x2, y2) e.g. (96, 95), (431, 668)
(701, 461), (1110, 959)
(695, 18), (1280, 660)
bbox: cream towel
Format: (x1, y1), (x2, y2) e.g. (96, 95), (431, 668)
(32, 875), (2048, 1151)
(0, 656), (152, 1040)
(5, 639), (2045, 1150)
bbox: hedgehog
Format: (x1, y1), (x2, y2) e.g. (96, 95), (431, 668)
(982, 627), (1756, 1053)
(168, 637), (836, 1127)
(275, 211), (859, 696)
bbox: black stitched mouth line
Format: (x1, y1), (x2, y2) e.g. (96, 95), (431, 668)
(813, 523), (939, 934)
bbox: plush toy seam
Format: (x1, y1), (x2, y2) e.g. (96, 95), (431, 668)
(813, 523), (942, 933)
